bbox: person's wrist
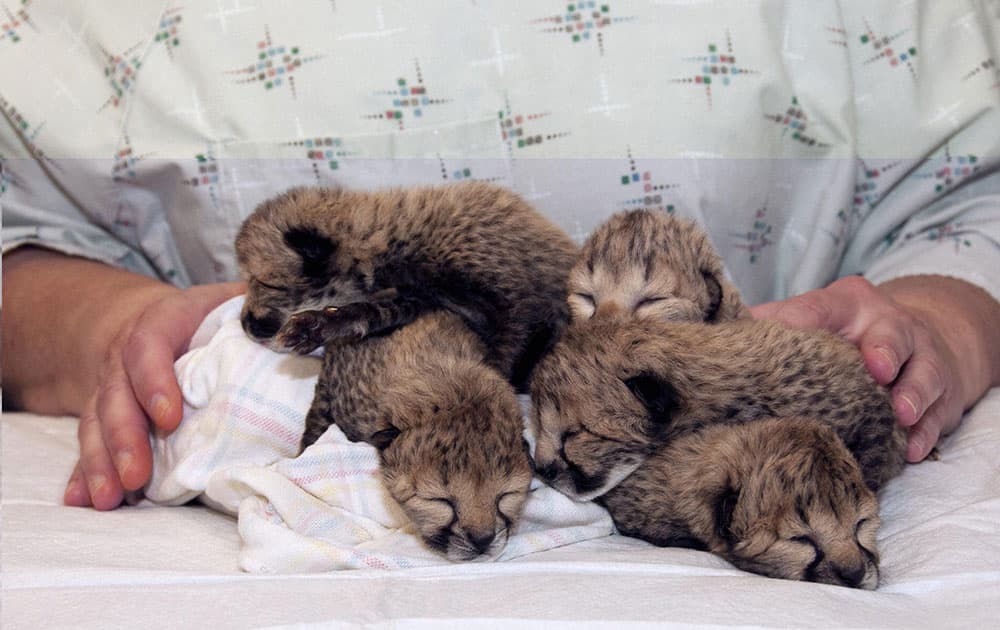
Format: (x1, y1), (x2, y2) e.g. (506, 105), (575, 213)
(84, 282), (180, 352)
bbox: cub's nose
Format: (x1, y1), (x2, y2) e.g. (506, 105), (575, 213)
(833, 562), (867, 589)
(469, 531), (496, 555)
(243, 312), (282, 339)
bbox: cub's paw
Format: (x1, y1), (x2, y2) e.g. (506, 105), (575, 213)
(275, 310), (329, 354)
(275, 305), (370, 352)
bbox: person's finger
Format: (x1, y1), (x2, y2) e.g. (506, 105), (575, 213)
(907, 408), (946, 463)
(126, 282), (245, 433)
(750, 276), (878, 338)
(749, 291), (838, 331)
(122, 327), (185, 433)
(857, 314), (916, 385)
(95, 361), (155, 492)
(76, 396), (125, 510)
(63, 461), (92, 507)
(888, 340), (947, 428)
(751, 276), (890, 343)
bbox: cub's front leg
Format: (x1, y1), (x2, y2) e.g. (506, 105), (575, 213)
(299, 336), (390, 452)
(300, 399), (333, 453)
(299, 373), (381, 452)
(276, 292), (431, 354)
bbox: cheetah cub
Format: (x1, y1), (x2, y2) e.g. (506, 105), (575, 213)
(599, 417), (883, 589)
(303, 310), (533, 561)
(530, 313), (906, 501)
(568, 209), (747, 322)
(235, 182), (577, 389)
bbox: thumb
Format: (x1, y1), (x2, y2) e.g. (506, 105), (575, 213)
(748, 301), (783, 321)
(749, 293), (838, 331)
(750, 285), (871, 341)
(123, 282), (245, 432)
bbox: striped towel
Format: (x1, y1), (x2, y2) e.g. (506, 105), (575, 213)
(145, 296), (613, 573)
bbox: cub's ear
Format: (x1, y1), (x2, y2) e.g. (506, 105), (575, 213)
(622, 373), (679, 423)
(370, 425), (401, 450)
(702, 269), (749, 322)
(715, 486), (739, 544)
(702, 271), (723, 322)
(284, 227), (337, 279)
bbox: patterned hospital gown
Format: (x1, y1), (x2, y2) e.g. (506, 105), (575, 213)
(2, 0), (999, 307)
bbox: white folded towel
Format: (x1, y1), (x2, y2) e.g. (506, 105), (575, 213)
(145, 296), (613, 573)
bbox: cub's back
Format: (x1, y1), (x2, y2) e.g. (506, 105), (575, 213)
(306, 310), (487, 446)
(529, 315), (905, 497)
(347, 182), (578, 297)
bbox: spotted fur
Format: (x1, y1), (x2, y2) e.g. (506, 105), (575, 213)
(599, 417), (883, 589)
(530, 313), (907, 501)
(303, 311), (532, 561)
(568, 209), (747, 323)
(235, 182), (578, 390)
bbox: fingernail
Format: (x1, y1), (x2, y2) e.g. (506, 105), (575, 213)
(895, 393), (918, 425)
(150, 393), (171, 425)
(876, 346), (898, 377)
(88, 473), (108, 497)
(907, 435), (925, 463)
(65, 491), (86, 506)
(64, 475), (87, 505)
(115, 450), (134, 480)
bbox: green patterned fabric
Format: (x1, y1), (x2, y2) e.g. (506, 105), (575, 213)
(2, 0), (998, 304)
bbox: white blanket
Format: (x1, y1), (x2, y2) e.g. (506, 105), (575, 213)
(3, 393), (999, 627)
(145, 296), (613, 572)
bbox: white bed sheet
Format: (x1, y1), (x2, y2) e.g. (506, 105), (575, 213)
(3, 389), (1000, 629)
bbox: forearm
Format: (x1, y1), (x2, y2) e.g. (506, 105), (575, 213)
(2, 247), (178, 415)
(878, 274), (1000, 410)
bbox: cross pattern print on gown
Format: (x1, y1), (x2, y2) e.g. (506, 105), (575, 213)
(364, 59), (450, 131)
(226, 25), (322, 98)
(672, 29), (760, 110)
(617, 146), (678, 215)
(531, 2), (637, 56)
(859, 18), (918, 80)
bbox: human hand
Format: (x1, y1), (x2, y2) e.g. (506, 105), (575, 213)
(64, 281), (245, 509)
(750, 275), (988, 463)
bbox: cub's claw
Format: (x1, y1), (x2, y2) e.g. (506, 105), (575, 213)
(276, 305), (371, 352)
(276, 310), (327, 354)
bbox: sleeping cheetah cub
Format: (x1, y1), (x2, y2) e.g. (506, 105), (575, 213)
(568, 209), (747, 322)
(530, 313), (906, 501)
(236, 182), (577, 389)
(303, 310), (533, 561)
(600, 417), (883, 589)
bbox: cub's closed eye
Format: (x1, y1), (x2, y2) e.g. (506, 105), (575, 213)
(496, 490), (522, 506)
(426, 496), (458, 519)
(790, 535), (819, 549)
(253, 278), (284, 291)
(574, 293), (596, 306)
(428, 497), (457, 510)
(496, 492), (521, 526)
(496, 491), (521, 511)
(635, 296), (667, 308)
